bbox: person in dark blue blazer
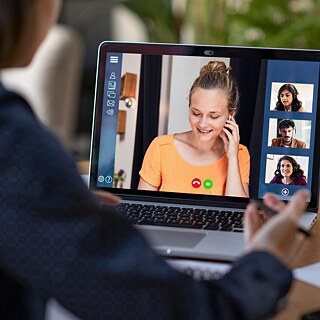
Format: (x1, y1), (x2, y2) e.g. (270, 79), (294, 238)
(0, 1), (310, 319)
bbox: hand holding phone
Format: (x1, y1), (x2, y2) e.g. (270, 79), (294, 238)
(224, 116), (233, 135)
(250, 198), (311, 237)
(244, 189), (310, 265)
(220, 116), (240, 158)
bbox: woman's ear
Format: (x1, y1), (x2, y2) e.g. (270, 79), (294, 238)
(229, 110), (237, 119)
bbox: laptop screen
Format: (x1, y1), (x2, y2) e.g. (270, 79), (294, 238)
(89, 42), (320, 210)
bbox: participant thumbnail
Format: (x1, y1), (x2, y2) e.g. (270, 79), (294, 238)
(268, 118), (311, 148)
(265, 154), (309, 185)
(270, 82), (314, 113)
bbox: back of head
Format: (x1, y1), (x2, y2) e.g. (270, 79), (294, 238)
(189, 61), (239, 114)
(0, 0), (34, 68)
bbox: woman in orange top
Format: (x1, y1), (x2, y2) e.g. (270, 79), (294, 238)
(138, 61), (250, 197)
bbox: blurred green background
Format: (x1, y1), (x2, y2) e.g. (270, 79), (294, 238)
(55, 0), (318, 159)
(119, 0), (320, 49)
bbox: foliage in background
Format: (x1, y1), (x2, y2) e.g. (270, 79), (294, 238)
(118, 0), (320, 49)
(117, 0), (180, 42)
(184, 0), (228, 44)
(228, 0), (320, 49)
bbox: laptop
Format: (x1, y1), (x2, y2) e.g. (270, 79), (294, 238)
(89, 42), (320, 261)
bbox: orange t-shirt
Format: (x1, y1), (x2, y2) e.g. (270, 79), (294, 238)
(139, 134), (250, 195)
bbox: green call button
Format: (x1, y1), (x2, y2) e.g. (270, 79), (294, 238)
(203, 179), (213, 189)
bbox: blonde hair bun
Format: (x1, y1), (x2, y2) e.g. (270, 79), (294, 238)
(199, 61), (229, 76)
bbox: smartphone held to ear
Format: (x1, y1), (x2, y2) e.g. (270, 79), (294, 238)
(225, 127), (232, 134)
(250, 198), (312, 238)
(224, 116), (233, 134)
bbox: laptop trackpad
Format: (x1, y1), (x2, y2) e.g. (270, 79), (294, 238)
(141, 229), (205, 248)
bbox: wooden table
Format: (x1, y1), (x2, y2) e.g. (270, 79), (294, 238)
(78, 161), (320, 319)
(273, 219), (320, 320)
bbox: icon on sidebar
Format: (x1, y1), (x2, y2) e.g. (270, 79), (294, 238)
(108, 81), (116, 90)
(191, 178), (201, 188)
(110, 72), (116, 80)
(107, 100), (115, 107)
(110, 56), (119, 64)
(107, 91), (116, 99)
(98, 176), (104, 183)
(105, 176), (113, 183)
(106, 109), (114, 116)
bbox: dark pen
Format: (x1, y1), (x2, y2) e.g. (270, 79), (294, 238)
(249, 198), (312, 238)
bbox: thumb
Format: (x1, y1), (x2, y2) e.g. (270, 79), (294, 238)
(244, 203), (263, 246)
(281, 189), (310, 223)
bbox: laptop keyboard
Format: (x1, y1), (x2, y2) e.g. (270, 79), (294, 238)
(116, 203), (244, 232)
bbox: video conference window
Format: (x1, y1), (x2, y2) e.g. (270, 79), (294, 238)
(96, 52), (319, 201)
(268, 118), (311, 149)
(270, 82), (314, 113)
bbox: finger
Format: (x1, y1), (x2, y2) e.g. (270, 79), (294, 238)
(244, 203), (263, 245)
(226, 117), (239, 127)
(219, 131), (228, 144)
(224, 123), (240, 141)
(226, 119), (239, 133)
(263, 193), (286, 213)
(93, 190), (121, 206)
(224, 122), (237, 132)
(222, 127), (233, 141)
(282, 189), (310, 223)
(259, 212), (269, 223)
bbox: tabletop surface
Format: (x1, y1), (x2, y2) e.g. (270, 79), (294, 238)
(273, 219), (320, 320)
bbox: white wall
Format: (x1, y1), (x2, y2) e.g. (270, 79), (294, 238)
(167, 56), (230, 134)
(158, 56), (173, 136)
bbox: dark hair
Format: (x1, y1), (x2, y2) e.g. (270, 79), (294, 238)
(274, 155), (305, 179)
(0, 0), (34, 67)
(278, 119), (295, 130)
(275, 83), (303, 112)
(189, 61), (239, 114)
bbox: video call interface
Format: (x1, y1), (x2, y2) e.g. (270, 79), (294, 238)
(93, 50), (320, 202)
